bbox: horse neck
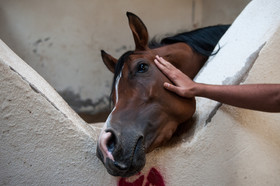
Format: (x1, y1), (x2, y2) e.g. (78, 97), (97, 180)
(155, 43), (208, 79)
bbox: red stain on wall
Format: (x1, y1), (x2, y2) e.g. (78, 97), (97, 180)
(146, 168), (165, 186)
(118, 167), (165, 186)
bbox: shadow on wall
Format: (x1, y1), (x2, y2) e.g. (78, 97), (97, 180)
(58, 88), (111, 123)
(78, 111), (110, 123)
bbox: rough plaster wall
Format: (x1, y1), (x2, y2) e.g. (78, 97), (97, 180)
(189, 26), (280, 185)
(0, 40), (106, 185)
(0, 0), (199, 115)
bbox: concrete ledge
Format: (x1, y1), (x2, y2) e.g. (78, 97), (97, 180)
(0, 40), (102, 185)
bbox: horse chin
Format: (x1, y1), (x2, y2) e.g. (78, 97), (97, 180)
(97, 137), (146, 177)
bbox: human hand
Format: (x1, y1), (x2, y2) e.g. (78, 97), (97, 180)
(154, 55), (197, 98)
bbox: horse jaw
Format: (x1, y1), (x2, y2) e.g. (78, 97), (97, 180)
(145, 120), (178, 153)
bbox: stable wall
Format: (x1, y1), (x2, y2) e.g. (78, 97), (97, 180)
(0, 0), (250, 118)
(1, 0), (279, 185)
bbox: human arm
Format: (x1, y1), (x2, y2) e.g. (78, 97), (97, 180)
(154, 55), (280, 112)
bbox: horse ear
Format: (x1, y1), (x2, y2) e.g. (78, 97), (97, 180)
(101, 50), (117, 73)
(127, 12), (149, 51)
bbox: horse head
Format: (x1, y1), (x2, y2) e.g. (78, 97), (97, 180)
(96, 12), (228, 177)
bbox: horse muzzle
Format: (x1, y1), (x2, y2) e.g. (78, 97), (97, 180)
(96, 128), (146, 177)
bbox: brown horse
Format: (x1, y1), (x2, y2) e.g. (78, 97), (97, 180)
(96, 12), (229, 177)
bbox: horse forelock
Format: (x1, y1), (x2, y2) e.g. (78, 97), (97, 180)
(110, 50), (134, 105)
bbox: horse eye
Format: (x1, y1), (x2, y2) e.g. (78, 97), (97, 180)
(137, 63), (149, 73)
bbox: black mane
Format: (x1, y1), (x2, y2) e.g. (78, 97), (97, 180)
(110, 25), (230, 104)
(149, 25), (230, 56)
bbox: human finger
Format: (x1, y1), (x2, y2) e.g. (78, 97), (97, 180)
(155, 56), (178, 71)
(154, 56), (179, 79)
(157, 57), (186, 83)
(164, 82), (185, 97)
(154, 58), (173, 77)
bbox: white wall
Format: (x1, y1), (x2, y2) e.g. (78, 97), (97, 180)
(0, 0), (250, 119)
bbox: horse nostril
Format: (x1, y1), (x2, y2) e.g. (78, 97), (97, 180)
(106, 131), (116, 153)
